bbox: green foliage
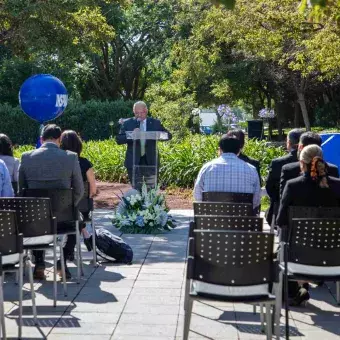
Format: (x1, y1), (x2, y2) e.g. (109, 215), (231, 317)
(14, 135), (286, 187)
(314, 100), (340, 127)
(0, 100), (134, 144)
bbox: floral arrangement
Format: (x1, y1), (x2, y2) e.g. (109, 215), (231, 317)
(258, 108), (275, 119)
(217, 104), (238, 122)
(112, 184), (176, 234)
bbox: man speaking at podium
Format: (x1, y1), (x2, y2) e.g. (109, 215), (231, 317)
(116, 101), (172, 190)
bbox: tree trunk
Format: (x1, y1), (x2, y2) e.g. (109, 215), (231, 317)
(294, 101), (300, 127)
(295, 78), (311, 131)
(276, 103), (283, 140)
(296, 91), (311, 131)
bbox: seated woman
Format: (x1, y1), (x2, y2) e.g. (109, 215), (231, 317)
(0, 134), (20, 185)
(0, 159), (14, 197)
(60, 130), (97, 260)
(277, 144), (340, 305)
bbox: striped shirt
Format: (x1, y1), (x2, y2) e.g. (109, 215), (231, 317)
(193, 153), (260, 208)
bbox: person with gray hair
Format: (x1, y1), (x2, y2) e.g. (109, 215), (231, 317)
(116, 101), (172, 190)
(277, 144), (340, 306)
(265, 128), (304, 226)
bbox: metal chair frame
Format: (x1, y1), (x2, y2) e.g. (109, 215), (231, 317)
(0, 210), (37, 340)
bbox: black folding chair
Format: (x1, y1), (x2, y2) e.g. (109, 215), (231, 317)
(184, 230), (277, 340)
(276, 216), (340, 339)
(0, 210), (37, 339)
(78, 182), (96, 267)
(23, 189), (84, 285)
(0, 198), (66, 305)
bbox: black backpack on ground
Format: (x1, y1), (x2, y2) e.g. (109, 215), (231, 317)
(94, 229), (133, 264)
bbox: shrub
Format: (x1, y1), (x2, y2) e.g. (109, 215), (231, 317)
(14, 135), (286, 187)
(0, 100), (134, 144)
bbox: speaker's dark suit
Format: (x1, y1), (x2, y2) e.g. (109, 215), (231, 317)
(116, 117), (172, 186)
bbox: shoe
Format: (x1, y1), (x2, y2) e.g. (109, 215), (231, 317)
(67, 252), (75, 262)
(57, 260), (72, 280)
(290, 287), (310, 307)
(84, 236), (93, 251)
(33, 265), (46, 280)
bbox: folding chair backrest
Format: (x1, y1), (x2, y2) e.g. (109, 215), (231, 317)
(289, 218), (340, 266)
(202, 192), (253, 204)
(188, 230), (275, 286)
(23, 188), (77, 223)
(78, 182), (93, 214)
(194, 202), (253, 216)
(289, 206), (340, 220)
(192, 216), (263, 237)
(0, 198), (56, 237)
(0, 210), (22, 256)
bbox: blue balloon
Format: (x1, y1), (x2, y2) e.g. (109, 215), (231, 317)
(19, 74), (68, 123)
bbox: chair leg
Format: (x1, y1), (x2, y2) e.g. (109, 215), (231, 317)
(260, 303), (265, 333)
(265, 303), (272, 340)
(53, 237), (57, 307)
(76, 226), (81, 283)
(18, 254), (23, 339)
(27, 259), (37, 325)
(275, 272), (283, 339)
(183, 279), (191, 311)
(336, 282), (340, 305)
(0, 275), (6, 340)
(91, 216), (97, 267)
(183, 297), (193, 340)
(59, 244), (67, 297)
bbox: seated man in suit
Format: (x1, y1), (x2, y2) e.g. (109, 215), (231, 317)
(116, 101), (172, 190)
(226, 129), (261, 185)
(265, 129), (304, 226)
(19, 124), (84, 279)
(194, 135), (260, 211)
(280, 131), (339, 196)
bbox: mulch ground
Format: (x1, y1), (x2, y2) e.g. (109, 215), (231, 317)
(94, 182), (193, 210)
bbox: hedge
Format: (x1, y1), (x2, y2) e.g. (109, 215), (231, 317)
(14, 136), (286, 187)
(0, 99), (134, 144)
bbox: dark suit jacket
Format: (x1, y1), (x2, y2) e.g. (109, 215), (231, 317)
(276, 175), (340, 227)
(265, 150), (298, 225)
(116, 117), (172, 168)
(280, 161), (339, 197)
(18, 143), (84, 205)
(238, 153), (261, 185)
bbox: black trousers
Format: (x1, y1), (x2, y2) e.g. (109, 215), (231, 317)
(33, 221), (86, 267)
(127, 155), (157, 191)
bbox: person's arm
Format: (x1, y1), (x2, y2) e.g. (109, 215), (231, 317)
(71, 155), (85, 205)
(1, 163), (14, 197)
(13, 158), (20, 183)
(276, 182), (293, 227)
(280, 165), (289, 198)
(157, 120), (172, 141)
(86, 168), (97, 198)
(253, 171), (261, 210)
(265, 160), (277, 199)
(193, 167), (206, 201)
(18, 155), (28, 196)
(116, 121), (131, 145)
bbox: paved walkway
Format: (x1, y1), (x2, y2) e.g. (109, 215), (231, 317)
(3, 209), (340, 339)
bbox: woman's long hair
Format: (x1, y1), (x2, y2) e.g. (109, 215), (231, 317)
(0, 134), (14, 157)
(300, 144), (328, 188)
(60, 130), (83, 156)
